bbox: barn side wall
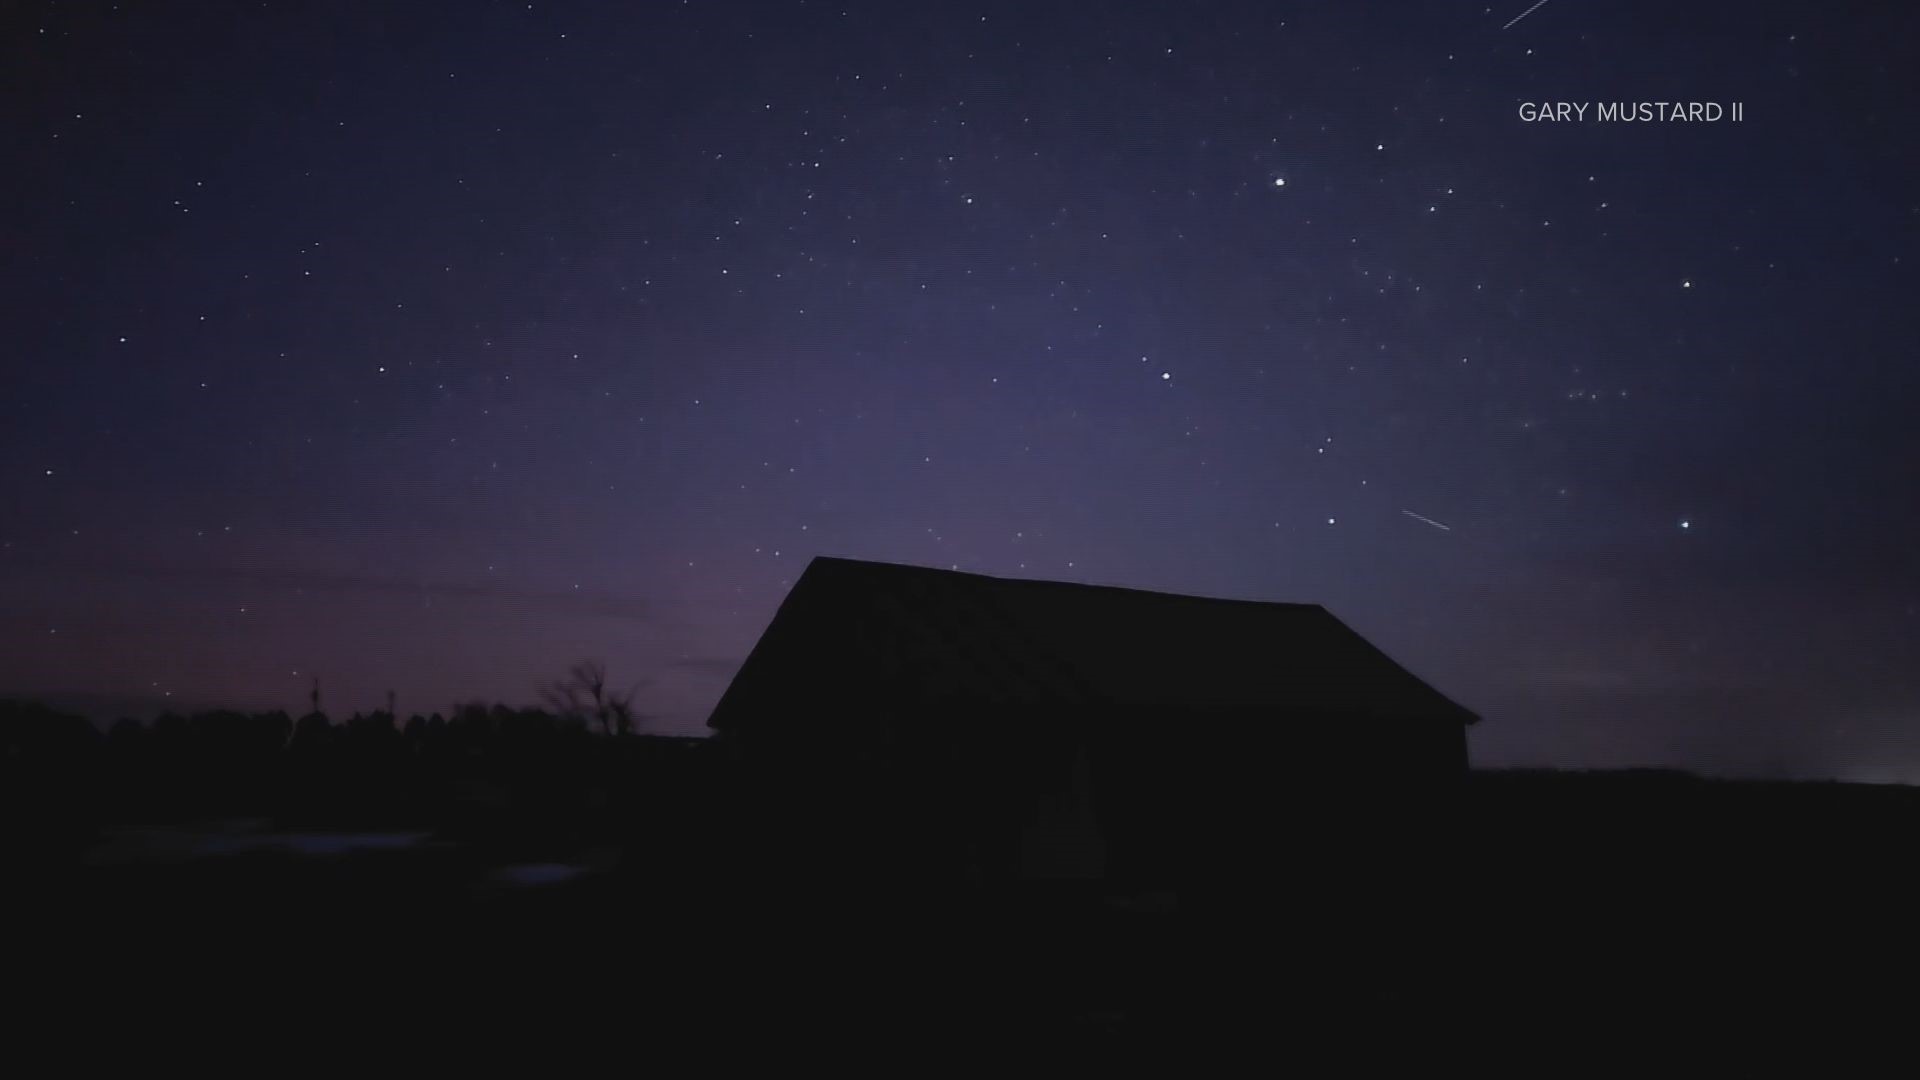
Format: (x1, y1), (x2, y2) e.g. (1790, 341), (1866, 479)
(716, 709), (1465, 895)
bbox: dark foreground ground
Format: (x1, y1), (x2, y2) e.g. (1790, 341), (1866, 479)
(11, 733), (1920, 1065)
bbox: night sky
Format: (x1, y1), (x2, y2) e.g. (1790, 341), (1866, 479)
(5, 1), (1917, 778)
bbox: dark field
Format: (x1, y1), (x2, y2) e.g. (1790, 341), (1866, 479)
(10, 704), (1919, 1064)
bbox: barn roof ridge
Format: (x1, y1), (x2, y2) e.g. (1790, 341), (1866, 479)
(800, 554), (1333, 613)
(710, 555), (1481, 730)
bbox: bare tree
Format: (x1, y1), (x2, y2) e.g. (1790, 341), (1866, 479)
(543, 659), (643, 736)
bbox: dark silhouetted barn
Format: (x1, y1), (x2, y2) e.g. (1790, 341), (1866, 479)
(709, 556), (1478, 899)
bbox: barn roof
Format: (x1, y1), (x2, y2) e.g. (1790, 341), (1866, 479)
(707, 556), (1480, 732)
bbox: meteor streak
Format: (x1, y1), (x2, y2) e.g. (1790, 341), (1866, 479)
(1502, 0), (1553, 32)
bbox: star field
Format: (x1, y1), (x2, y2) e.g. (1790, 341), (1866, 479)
(3, 1), (1918, 778)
